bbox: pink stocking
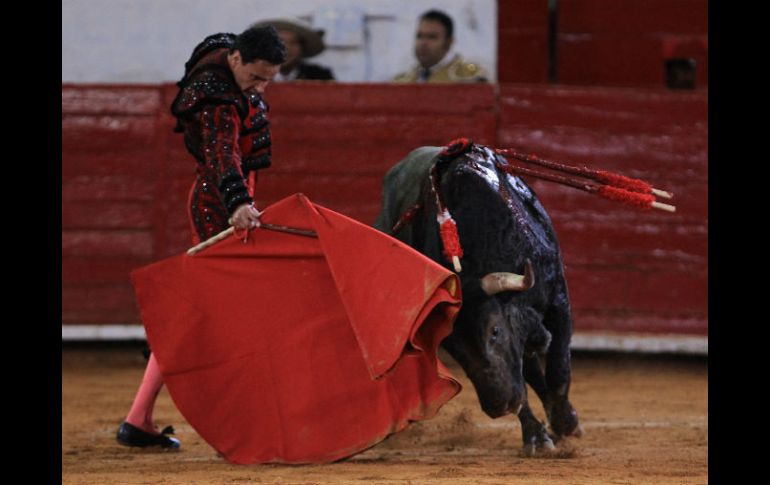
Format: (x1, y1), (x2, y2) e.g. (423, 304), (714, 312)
(125, 353), (164, 434)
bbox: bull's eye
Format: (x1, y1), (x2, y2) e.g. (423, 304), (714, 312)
(490, 325), (501, 343)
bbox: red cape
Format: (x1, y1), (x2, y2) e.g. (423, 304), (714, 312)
(131, 194), (462, 464)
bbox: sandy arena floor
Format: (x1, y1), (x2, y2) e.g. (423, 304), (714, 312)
(62, 345), (707, 484)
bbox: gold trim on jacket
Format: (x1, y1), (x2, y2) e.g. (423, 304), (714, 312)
(393, 54), (488, 83)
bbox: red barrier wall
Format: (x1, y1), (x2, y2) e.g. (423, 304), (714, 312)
(498, 0), (550, 83)
(62, 82), (707, 336)
(556, 0), (708, 87)
(497, 0), (708, 88)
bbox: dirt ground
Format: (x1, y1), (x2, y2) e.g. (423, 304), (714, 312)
(62, 344), (707, 485)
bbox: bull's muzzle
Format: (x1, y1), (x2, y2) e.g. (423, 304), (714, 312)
(480, 259), (535, 295)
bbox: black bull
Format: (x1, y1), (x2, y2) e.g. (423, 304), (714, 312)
(374, 144), (582, 455)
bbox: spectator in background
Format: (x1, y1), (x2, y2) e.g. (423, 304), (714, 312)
(394, 9), (488, 83)
(252, 18), (335, 81)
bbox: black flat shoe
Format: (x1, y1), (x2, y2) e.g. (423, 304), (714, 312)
(116, 421), (181, 449)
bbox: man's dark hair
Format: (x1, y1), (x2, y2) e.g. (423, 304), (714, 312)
(420, 9), (454, 38)
(232, 25), (287, 65)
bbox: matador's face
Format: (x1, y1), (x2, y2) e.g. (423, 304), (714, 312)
(228, 51), (280, 95)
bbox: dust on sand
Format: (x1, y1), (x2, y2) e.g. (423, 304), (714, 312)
(63, 345), (707, 484)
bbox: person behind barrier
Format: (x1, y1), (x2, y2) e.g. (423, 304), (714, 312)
(393, 9), (488, 83)
(252, 18), (335, 81)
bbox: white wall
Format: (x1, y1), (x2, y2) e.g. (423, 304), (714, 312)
(62, 0), (497, 83)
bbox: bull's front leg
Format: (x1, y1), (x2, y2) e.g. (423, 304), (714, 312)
(515, 354), (555, 456)
(523, 352), (580, 442)
(542, 298), (582, 440)
(517, 396), (555, 456)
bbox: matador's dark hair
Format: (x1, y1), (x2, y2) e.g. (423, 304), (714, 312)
(420, 9), (454, 38)
(232, 25), (287, 65)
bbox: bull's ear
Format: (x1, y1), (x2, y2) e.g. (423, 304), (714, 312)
(527, 323), (552, 356)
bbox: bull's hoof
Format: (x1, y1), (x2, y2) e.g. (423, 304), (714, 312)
(547, 399), (580, 439)
(521, 425), (556, 458)
(550, 422), (584, 443)
(521, 434), (556, 457)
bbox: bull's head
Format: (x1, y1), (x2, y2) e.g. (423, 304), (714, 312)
(442, 260), (552, 418)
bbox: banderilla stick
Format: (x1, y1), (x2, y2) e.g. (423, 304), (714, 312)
(496, 161), (676, 213)
(495, 148), (674, 199)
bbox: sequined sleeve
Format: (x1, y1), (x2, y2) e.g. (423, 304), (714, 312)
(196, 104), (252, 213)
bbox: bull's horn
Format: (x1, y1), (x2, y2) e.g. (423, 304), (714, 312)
(480, 259), (535, 295)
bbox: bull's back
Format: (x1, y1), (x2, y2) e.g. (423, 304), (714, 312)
(373, 146), (442, 241)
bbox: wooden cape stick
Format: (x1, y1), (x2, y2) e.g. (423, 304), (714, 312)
(187, 223), (318, 256)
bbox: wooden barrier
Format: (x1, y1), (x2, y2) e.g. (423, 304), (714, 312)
(62, 82), (707, 340)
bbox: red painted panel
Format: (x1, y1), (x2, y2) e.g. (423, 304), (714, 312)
(556, 225), (707, 269)
(499, 0), (549, 28)
(166, 142), (197, 177)
(626, 268), (707, 313)
(559, 0), (708, 35)
(573, 310), (707, 335)
(497, 31), (549, 83)
(62, 175), (156, 201)
(497, 0), (549, 83)
(62, 259), (151, 284)
(62, 115), (159, 150)
(269, 145), (428, 175)
(558, 34), (667, 86)
(62, 85), (162, 115)
(62, 230), (154, 259)
(558, 34), (707, 87)
(565, 266), (706, 314)
(62, 285), (139, 324)
(62, 116), (161, 176)
(270, 113), (498, 146)
(563, 266), (630, 309)
(265, 83), (496, 114)
(256, 174), (383, 205)
(62, 201), (154, 229)
(499, 84), (708, 132)
(556, 0), (708, 87)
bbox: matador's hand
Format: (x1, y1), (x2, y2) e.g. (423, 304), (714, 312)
(229, 203), (262, 230)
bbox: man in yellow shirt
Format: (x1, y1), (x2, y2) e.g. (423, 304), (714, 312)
(393, 9), (488, 83)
